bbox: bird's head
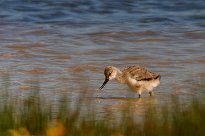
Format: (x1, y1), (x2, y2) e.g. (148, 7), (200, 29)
(99, 66), (117, 90)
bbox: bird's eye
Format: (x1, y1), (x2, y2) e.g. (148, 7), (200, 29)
(109, 72), (112, 76)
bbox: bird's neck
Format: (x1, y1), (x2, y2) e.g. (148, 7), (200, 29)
(115, 68), (125, 84)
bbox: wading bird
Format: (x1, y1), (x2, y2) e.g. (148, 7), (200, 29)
(99, 65), (161, 98)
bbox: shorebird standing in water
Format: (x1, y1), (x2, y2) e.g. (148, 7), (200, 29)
(99, 65), (161, 98)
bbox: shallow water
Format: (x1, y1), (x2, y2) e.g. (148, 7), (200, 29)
(0, 0), (205, 119)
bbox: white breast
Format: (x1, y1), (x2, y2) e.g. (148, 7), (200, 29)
(127, 76), (137, 86)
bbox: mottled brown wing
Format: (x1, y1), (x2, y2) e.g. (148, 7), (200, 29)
(122, 65), (160, 81)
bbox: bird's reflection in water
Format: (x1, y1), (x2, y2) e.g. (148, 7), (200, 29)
(95, 95), (158, 120)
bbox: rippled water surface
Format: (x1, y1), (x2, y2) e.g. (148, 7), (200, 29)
(0, 0), (205, 119)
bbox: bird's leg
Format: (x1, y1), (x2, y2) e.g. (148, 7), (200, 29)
(135, 85), (142, 98)
(149, 91), (152, 96)
(138, 91), (142, 98)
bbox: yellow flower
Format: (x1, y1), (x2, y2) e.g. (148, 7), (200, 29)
(46, 121), (65, 136)
(9, 128), (31, 136)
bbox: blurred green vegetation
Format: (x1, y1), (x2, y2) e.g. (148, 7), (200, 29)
(0, 75), (205, 136)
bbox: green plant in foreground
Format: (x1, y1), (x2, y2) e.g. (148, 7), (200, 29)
(1, 95), (205, 136)
(0, 77), (205, 136)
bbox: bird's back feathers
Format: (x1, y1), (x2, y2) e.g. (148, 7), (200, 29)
(122, 65), (160, 81)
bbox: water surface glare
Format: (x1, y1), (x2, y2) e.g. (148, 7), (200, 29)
(0, 0), (205, 119)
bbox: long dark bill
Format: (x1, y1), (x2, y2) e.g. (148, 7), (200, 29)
(99, 79), (109, 90)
